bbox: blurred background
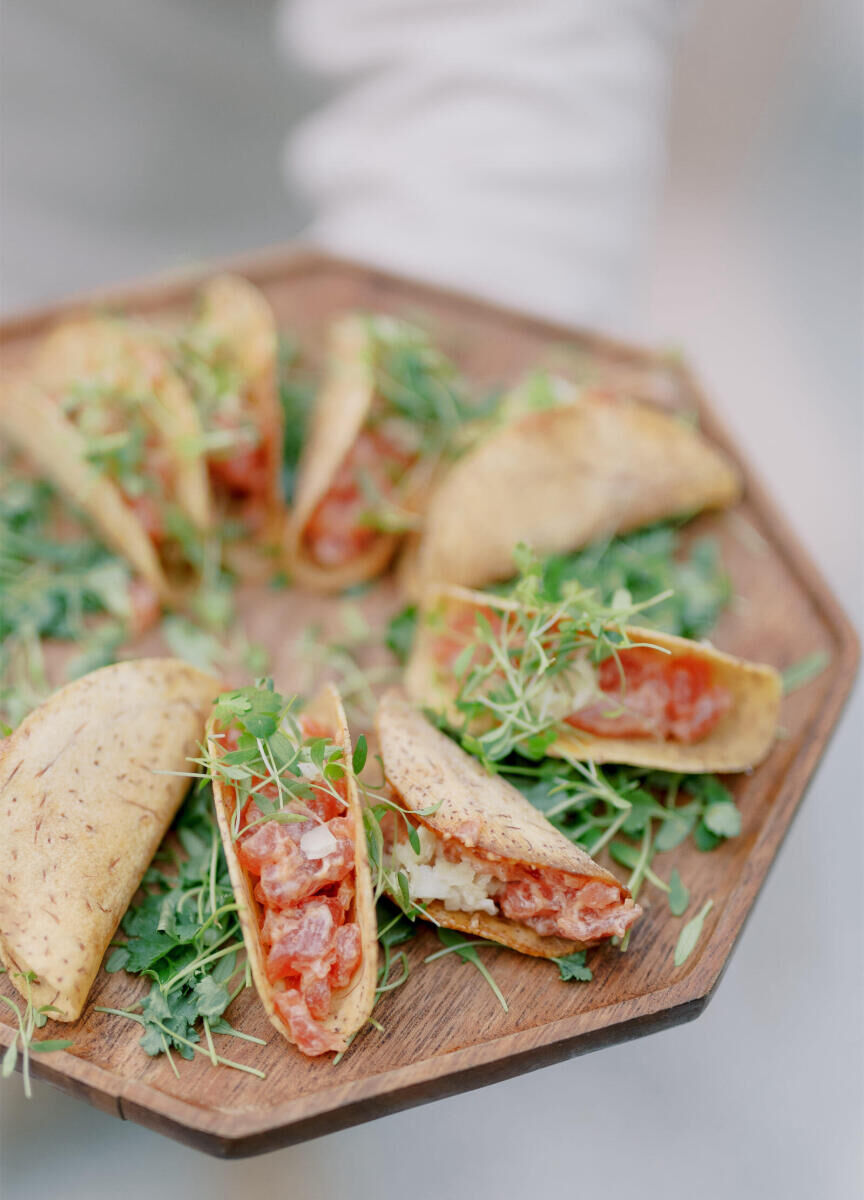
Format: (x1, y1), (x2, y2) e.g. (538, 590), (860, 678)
(1, 1), (861, 1197)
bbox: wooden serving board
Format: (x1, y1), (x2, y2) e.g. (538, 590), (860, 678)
(0, 249), (858, 1157)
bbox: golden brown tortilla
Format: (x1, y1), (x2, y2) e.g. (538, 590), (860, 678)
(376, 689), (638, 957)
(0, 377), (175, 604)
(399, 389), (741, 598)
(406, 585), (782, 773)
(194, 275), (285, 568)
(0, 659), (219, 1022)
(284, 315), (402, 591)
(37, 315), (212, 533)
(208, 684), (378, 1053)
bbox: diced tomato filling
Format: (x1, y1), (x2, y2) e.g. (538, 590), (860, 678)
(128, 493), (165, 542)
(126, 578), (162, 635)
(567, 647), (733, 743)
(495, 873), (636, 942)
(209, 442), (269, 498)
(221, 715), (363, 1057)
(302, 427), (418, 567)
(206, 413), (275, 522)
(436, 835), (639, 943)
(432, 606), (732, 745)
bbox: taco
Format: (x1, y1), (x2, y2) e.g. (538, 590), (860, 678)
(36, 313), (212, 533)
(0, 315), (214, 602)
(406, 585), (782, 773)
(0, 658), (218, 1022)
(173, 274), (284, 563)
(286, 315), (471, 591)
(399, 373), (742, 598)
(207, 682), (377, 1057)
(375, 690), (640, 956)
(0, 378), (174, 604)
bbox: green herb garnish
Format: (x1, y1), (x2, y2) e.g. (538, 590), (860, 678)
(96, 782), (265, 1077)
(527, 522), (732, 640)
(674, 899), (714, 967)
(200, 680), (351, 851)
(0, 473), (132, 727)
(781, 652), (830, 695)
(278, 334), (316, 503)
(553, 951), (593, 982)
(423, 929), (508, 1012)
(499, 755), (737, 956)
(0, 970), (73, 1098)
(385, 605), (418, 665)
(446, 544), (669, 764)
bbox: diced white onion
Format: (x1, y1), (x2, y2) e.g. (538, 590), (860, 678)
(390, 825), (499, 915)
(300, 823), (339, 860)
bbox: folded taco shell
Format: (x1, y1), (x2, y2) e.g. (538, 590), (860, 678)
(0, 659), (218, 1022)
(0, 377), (175, 604)
(285, 315), (404, 591)
(194, 274), (285, 552)
(37, 315), (212, 532)
(399, 391), (741, 598)
(377, 690), (638, 957)
(207, 684), (378, 1053)
(406, 585), (782, 773)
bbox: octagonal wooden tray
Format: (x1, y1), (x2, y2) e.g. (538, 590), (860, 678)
(0, 248), (858, 1156)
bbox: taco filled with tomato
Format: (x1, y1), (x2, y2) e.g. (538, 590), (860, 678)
(0, 316), (213, 605)
(286, 315), (473, 591)
(172, 274), (284, 569)
(375, 690), (640, 956)
(206, 682), (377, 1057)
(405, 584), (782, 773)
(399, 372), (741, 599)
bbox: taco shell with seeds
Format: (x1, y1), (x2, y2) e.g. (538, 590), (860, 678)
(0, 659), (219, 1022)
(399, 387), (742, 599)
(376, 690), (640, 957)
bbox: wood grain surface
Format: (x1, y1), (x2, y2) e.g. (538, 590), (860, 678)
(0, 248), (858, 1157)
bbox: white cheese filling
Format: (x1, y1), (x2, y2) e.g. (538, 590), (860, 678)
(389, 824), (501, 915)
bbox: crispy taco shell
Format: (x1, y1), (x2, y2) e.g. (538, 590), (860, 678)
(406, 585), (782, 773)
(285, 316), (403, 592)
(376, 690), (637, 957)
(208, 684), (378, 1053)
(194, 275), (285, 569)
(37, 315), (212, 532)
(0, 377), (175, 604)
(0, 659), (218, 1022)
(399, 391), (741, 598)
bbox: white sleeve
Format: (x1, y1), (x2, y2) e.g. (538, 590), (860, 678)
(279, 0), (687, 333)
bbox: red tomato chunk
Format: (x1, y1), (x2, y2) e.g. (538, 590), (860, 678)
(224, 716), (364, 1057)
(567, 647), (732, 743)
(302, 428), (417, 567)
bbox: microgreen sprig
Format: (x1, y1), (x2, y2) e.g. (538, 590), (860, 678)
(497, 754), (740, 963)
(446, 545), (670, 764)
(197, 680), (350, 842)
(96, 782), (265, 1075)
(0, 970), (73, 1098)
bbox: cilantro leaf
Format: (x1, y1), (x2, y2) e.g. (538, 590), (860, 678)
(554, 951), (593, 982)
